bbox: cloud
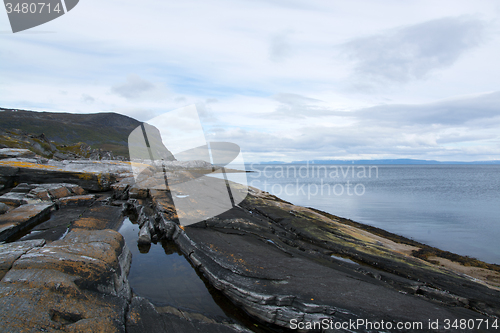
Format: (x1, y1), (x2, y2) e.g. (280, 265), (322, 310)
(355, 91), (500, 126)
(272, 93), (336, 117)
(81, 94), (95, 104)
(342, 16), (486, 89)
(2, 0), (499, 162)
(269, 32), (293, 62)
(209, 92), (500, 161)
(111, 75), (155, 99)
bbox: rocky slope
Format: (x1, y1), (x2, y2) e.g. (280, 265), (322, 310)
(0, 155), (499, 332)
(0, 108), (142, 159)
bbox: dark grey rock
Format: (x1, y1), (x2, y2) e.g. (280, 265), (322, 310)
(126, 296), (250, 333)
(10, 183), (37, 193)
(0, 203), (8, 214)
(138, 221), (152, 245)
(58, 194), (96, 207)
(0, 192), (28, 206)
(0, 203), (53, 242)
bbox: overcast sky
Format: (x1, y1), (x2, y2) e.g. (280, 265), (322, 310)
(1, 0), (500, 162)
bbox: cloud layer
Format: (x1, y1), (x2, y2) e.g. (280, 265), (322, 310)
(343, 16), (486, 90)
(1, 0), (499, 161)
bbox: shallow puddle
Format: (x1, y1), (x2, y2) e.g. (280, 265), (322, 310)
(118, 217), (286, 333)
(330, 254), (359, 265)
(118, 217), (230, 318)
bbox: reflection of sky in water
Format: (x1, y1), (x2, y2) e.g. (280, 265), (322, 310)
(118, 218), (227, 318)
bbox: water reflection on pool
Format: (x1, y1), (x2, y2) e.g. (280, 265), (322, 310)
(118, 217), (228, 319)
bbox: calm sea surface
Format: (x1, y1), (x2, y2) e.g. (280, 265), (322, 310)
(246, 164), (500, 264)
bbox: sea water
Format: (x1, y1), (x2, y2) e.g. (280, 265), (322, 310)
(246, 164), (500, 264)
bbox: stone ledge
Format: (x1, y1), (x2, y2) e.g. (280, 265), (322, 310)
(0, 229), (132, 332)
(0, 203), (53, 242)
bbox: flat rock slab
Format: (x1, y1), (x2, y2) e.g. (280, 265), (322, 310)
(72, 205), (124, 230)
(176, 206), (492, 331)
(0, 203), (53, 241)
(126, 296), (250, 333)
(12, 229), (130, 295)
(59, 194), (96, 207)
(0, 270), (127, 332)
(0, 161), (115, 191)
(0, 229), (131, 332)
(0, 148), (35, 159)
(0, 239), (45, 280)
(19, 206), (88, 242)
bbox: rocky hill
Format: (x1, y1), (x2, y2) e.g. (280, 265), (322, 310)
(0, 108), (142, 159)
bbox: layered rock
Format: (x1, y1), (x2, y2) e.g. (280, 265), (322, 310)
(121, 175), (500, 332)
(0, 158), (252, 332)
(2, 156), (500, 332)
(0, 203), (53, 242)
(0, 159), (133, 191)
(0, 229), (132, 332)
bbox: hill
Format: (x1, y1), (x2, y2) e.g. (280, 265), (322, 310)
(0, 107), (142, 159)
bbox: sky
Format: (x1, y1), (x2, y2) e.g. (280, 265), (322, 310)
(1, 0), (500, 162)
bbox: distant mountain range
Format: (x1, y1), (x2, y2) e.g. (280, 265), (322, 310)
(257, 159), (500, 165)
(0, 107), (141, 158)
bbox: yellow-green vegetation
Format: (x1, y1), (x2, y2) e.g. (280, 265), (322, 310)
(77, 173), (94, 181)
(57, 142), (91, 158)
(0, 132), (41, 153)
(413, 248), (500, 272)
(306, 206), (500, 273)
(0, 160), (59, 170)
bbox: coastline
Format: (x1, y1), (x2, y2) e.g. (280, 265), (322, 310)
(1, 156), (499, 332)
(306, 206), (500, 290)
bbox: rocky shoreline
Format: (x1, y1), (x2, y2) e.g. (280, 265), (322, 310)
(1, 151), (499, 332)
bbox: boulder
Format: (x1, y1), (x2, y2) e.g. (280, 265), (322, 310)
(10, 183), (37, 193)
(66, 183), (86, 195)
(27, 183), (87, 201)
(137, 221), (152, 245)
(0, 192), (28, 206)
(48, 185), (72, 199)
(11, 229), (131, 297)
(0, 202), (8, 214)
(58, 194), (96, 207)
(28, 187), (51, 201)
